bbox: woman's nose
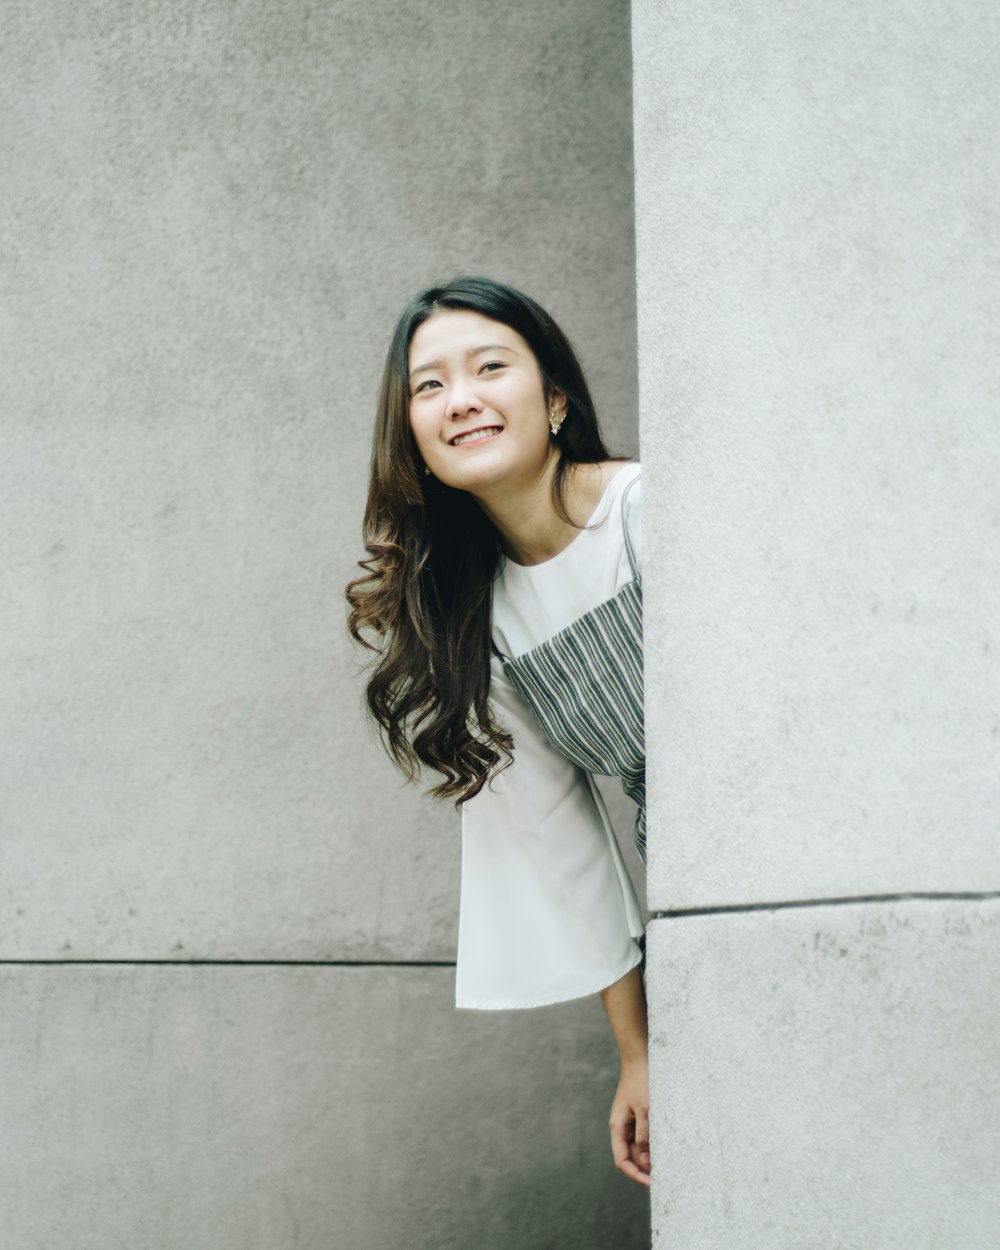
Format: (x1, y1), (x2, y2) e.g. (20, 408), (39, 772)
(446, 377), (482, 419)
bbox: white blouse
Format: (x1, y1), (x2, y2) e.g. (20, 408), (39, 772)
(455, 462), (645, 1009)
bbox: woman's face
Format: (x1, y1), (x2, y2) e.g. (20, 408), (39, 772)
(407, 309), (564, 496)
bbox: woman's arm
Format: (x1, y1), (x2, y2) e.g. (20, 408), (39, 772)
(600, 964), (651, 1187)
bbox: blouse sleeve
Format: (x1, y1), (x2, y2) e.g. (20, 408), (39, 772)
(455, 659), (645, 1010)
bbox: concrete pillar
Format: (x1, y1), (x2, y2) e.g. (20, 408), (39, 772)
(632, 1), (1000, 1245)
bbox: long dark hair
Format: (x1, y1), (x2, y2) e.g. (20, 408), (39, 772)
(346, 276), (614, 804)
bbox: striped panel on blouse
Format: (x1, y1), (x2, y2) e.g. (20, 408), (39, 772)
(494, 475), (646, 863)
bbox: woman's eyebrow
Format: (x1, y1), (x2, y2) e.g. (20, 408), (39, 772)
(409, 344), (518, 379)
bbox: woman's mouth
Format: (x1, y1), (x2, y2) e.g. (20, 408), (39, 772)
(450, 426), (502, 447)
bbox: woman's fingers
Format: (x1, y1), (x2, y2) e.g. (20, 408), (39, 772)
(629, 1141), (652, 1176)
(634, 1105), (651, 1170)
(610, 1113), (652, 1188)
(608, 1057), (652, 1187)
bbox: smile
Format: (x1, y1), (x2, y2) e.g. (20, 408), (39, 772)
(450, 427), (502, 447)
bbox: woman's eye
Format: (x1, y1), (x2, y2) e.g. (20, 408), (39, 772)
(414, 378), (441, 394)
(480, 361), (505, 374)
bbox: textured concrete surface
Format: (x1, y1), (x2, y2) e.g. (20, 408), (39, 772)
(634, 3), (999, 1245)
(1, 4), (645, 1247)
(0, 0), (639, 959)
(646, 901), (1000, 1249)
(0, 964), (650, 1250)
(633, 0), (1000, 910)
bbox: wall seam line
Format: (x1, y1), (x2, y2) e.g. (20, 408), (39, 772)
(0, 959), (458, 968)
(651, 890), (1000, 920)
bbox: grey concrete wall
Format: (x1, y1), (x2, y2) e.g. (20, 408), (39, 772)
(647, 901), (1000, 1247)
(633, 0), (999, 1245)
(0, 966), (648, 1249)
(1, 2), (647, 1245)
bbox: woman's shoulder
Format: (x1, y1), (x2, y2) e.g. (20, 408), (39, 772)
(614, 459), (642, 506)
(568, 458), (640, 524)
(606, 457), (641, 493)
(592, 458), (641, 523)
(586, 458), (641, 572)
(598, 455), (639, 488)
(586, 456), (639, 484)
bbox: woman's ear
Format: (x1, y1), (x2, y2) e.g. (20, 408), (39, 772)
(547, 389), (568, 436)
(547, 387), (567, 419)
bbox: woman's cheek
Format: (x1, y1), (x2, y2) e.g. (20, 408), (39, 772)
(410, 414), (436, 460)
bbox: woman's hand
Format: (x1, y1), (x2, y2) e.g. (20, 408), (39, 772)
(609, 1057), (651, 1186)
(599, 964), (652, 1187)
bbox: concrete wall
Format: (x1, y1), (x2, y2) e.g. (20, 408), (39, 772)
(633, 1), (1000, 1245)
(0, 966), (641, 1249)
(1, 2), (648, 1246)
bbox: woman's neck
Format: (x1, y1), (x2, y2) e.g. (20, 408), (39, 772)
(474, 459), (614, 567)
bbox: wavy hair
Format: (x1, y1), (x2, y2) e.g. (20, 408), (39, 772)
(346, 276), (614, 804)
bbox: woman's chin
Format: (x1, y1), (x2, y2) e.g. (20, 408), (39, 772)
(437, 452), (510, 493)
(437, 445), (557, 497)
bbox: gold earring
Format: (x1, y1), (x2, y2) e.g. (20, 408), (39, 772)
(549, 407), (566, 436)
(423, 466), (431, 476)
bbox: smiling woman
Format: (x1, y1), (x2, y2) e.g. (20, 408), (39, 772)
(407, 311), (560, 504)
(345, 277), (651, 1187)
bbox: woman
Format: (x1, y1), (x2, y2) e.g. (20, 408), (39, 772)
(346, 276), (650, 1187)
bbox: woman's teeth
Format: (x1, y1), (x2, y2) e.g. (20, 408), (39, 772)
(452, 427), (501, 446)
